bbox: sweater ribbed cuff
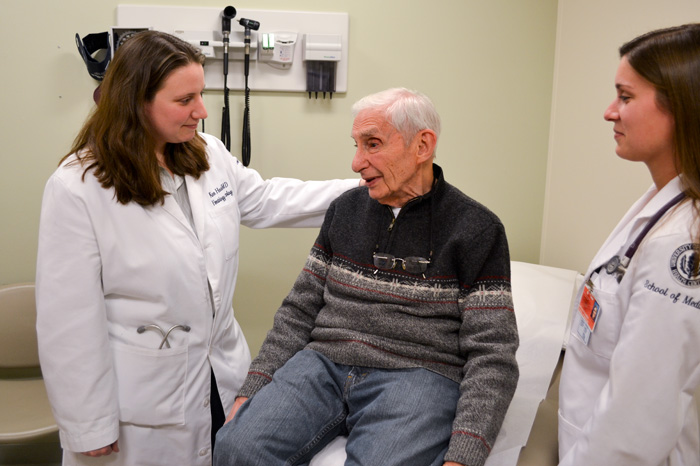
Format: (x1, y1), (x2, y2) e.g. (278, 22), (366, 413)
(444, 430), (492, 466)
(237, 372), (273, 399)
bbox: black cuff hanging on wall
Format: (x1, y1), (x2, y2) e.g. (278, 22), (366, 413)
(75, 32), (112, 81)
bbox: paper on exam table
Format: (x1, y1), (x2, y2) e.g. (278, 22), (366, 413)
(309, 436), (347, 466)
(485, 261), (579, 465)
(484, 447), (522, 465)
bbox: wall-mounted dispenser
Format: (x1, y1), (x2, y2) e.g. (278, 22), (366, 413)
(303, 34), (341, 99)
(259, 32), (298, 70)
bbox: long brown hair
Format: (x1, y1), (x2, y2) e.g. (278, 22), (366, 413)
(620, 24), (700, 239)
(64, 30), (210, 206)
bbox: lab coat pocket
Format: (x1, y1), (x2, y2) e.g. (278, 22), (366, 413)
(210, 203), (240, 260)
(586, 287), (623, 359)
(111, 342), (188, 426)
(557, 410), (582, 460)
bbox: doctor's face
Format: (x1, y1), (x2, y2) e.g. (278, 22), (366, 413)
(145, 63), (208, 155)
(604, 57), (674, 170)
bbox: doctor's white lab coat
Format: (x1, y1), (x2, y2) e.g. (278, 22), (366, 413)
(558, 176), (700, 466)
(36, 133), (358, 466)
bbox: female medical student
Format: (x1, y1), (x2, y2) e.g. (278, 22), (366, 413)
(35, 31), (358, 466)
(558, 24), (700, 465)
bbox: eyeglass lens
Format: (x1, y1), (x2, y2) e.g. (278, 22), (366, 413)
(373, 253), (429, 274)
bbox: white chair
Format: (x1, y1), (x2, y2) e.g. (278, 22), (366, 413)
(0, 282), (61, 463)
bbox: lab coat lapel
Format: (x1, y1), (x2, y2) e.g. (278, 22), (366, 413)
(185, 175), (206, 240)
(588, 177), (683, 275)
(160, 192), (193, 233)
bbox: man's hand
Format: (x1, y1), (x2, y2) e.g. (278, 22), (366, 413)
(224, 396), (249, 424)
(81, 440), (119, 457)
(443, 462), (465, 466)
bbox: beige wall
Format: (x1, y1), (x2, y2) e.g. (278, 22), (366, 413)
(541, 0), (700, 273)
(0, 0), (557, 354)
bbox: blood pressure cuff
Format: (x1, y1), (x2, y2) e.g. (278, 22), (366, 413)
(75, 32), (112, 81)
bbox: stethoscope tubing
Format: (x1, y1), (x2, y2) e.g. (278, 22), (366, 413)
(137, 323), (191, 349)
(605, 192), (686, 281)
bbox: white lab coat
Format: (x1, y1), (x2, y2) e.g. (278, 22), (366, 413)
(558, 176), (700, 466)
(35, 133), (358, 466)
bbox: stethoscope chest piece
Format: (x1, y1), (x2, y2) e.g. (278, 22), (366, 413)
(605, 255), (628, 283)
(605, 256), (620, 274)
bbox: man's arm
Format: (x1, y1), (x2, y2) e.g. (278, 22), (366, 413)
(236, 205), (337, 399)
(444, 222), (520, 466)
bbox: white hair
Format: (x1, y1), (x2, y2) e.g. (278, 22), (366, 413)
(352, 88), (441, 154)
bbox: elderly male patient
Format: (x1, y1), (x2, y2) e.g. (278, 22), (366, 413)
(214, 88), (519, 466)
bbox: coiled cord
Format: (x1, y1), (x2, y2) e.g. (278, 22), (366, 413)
(242, 72), (251, 166)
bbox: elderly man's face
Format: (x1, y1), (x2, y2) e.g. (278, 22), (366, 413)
(351, 108), (424, 207)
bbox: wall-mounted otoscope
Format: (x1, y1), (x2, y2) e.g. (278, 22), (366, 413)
(239, 18), (260, 31)
(220, 6), (237, 152)
(221, 6), (237, 71)
(239, 17), (260, 167)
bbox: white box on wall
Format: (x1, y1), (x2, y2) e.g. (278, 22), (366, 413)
(115, 4), (349, 93)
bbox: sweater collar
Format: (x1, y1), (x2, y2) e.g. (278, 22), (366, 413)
(400, 163), (444, 208)
(380, 164), (443, 273)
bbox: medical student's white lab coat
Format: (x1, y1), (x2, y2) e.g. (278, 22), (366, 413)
(36, 133), (358, 466)
(558, 176), (700, 466)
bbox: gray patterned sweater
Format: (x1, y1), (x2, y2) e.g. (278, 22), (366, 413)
(238, 165), (519, 466)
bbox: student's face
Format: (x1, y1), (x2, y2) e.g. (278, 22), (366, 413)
(145, 63), (208, 155)
(351, 109), (423, 207)
(603, 57), (674, 170)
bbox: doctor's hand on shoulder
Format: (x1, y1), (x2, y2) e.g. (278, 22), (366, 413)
(82, 440), (119, 457)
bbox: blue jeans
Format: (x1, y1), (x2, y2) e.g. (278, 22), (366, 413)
(214, 350), (460, 466)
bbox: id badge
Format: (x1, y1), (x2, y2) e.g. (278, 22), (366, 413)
(576, 280), (602, 345)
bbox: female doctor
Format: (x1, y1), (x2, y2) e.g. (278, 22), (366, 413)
(558, 24), (700, 465)
(35, 31), (358, 466)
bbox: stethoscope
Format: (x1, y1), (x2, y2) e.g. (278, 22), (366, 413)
(137, 324), (191, 349)
(605, 192), (686, 282)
